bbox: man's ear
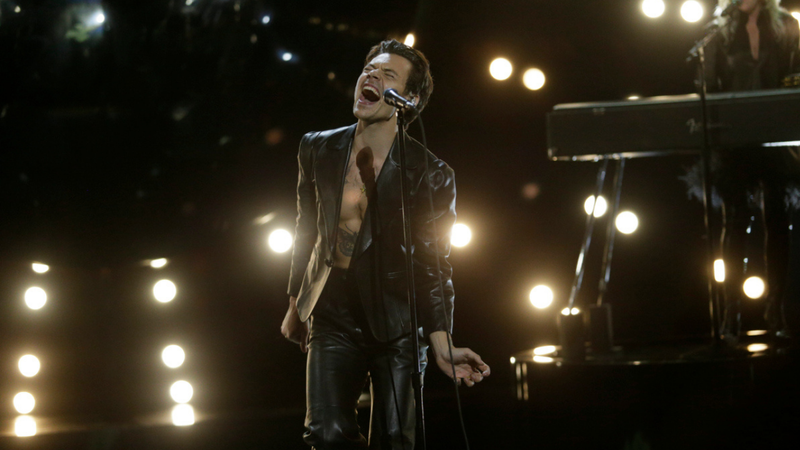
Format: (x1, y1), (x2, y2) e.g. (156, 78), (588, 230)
(410, 93), (420, 106)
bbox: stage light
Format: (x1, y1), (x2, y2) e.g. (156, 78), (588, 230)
(170, 380), (194, 404)
(450, 223), (472, 247)
(747, 343), (768, 353)
(681, 1), (704, 23)
(14, 392), (35, 414)
(746, 329), (768, 336)
(714, 259), (725, 282)
(91, 11), (105, 26)
(489, 58), (513, 81)
(404, 33), (415, 47)
(15, 6), (21, 13)
(522, 68), (546, 90)
(14, 416), (36, 437)
(615, 211), (639, 234)
(261, 15), (271, 24)
(561, 307), (570, 315)
(509, 357), (516, 364)
(150, 258), (168, 268)
(153, 280), (177, 303)
(162, 345), (186, 368)
(627, 95), (640, 100)
(642, 0), (666, 18)
(268, 229), (293, 253)
(792, 12), (800, 22)
(32, 263), (49, 273)
(186, 0), (195, 5)
(529, 285), (554, 309)
(25, 287), (47, 310)
(281, 52), (293, 62)
(19, 355), (40, 377)
(533, 355), (554, 363)
(172, 404), (195, 426)
(533, 345), (557, 356)
(571, 307), (580, 315)
(584, 195), (608, 217)
(743, 276), (765, 299)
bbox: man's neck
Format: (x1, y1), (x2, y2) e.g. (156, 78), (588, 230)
(354, 117), (397, 158)
(745, 4), (761, 25)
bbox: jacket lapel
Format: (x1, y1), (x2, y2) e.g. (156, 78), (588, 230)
(314, 125), (356, 246)
(353, 132), (423, 262)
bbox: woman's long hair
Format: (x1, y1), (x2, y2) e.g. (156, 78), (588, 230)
(717, 0), (789, 44)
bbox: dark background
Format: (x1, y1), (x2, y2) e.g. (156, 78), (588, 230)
(1, 0), (799, 441)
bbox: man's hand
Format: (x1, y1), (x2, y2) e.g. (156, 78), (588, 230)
(281, 296), (309, 353)
(429, 331), (490, 387)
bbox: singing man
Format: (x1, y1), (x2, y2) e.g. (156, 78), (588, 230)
(281, 39), (490, 449)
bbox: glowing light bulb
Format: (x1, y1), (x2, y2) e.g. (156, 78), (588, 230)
(170, 380), (194, 403)
(522, 68), (545, 90)
(162, 345), (186, 368)
(747, 343), (768, 353)
(584, 196), (608, 217)
(489, 58), (513, 81)
(714, 259), (725, 282)
(25, 287), (47, 310)
(15, 416), (36, 437)
(743, 276), (766, 299)
(450, 223), (472, 247)
(529, 285), (554, 309)
(150, 258), (168, 268)
(153, 280), (177, 303)
(268, 229), (293, 253)
(19, 355), (41, 377)
(533, 345), (556, 356)
(32, 263), (49, 273)
(14, 392), (35, 414)
(615, 211), (639, 234)
(404, 33), (415, 47)
(172, 404), (195, 426)
(681, 1), (704, 23)
(642, 0), (666, 18)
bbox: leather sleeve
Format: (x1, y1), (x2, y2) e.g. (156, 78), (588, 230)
(412, 159), (456, 337)
(287, 132), (319, 297)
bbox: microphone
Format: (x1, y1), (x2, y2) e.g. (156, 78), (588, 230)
(383, 89), (417, 111)
(718, 0), (742, 17)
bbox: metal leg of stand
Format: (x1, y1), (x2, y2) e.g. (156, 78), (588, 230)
(568, 158), (610, 310)
(597, 158), (625, 307)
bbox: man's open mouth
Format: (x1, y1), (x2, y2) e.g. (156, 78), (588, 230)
(361, 85), (381, 103)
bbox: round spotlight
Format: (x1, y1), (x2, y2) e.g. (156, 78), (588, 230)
(15, 6), (21, 13)
(170, 380), (194, 404)
(162, 345), (186, 368)
(261, 15), (271, 24)
(32, 263), (49, 274)
(681, 1), (704, 23)
(529, 285), (554, 309)
(743, 276), (766, 299)
(450, 223), (472, 248)
(404, 33), (415, 47)
(747, 343), (768, 353)
(533, 355), (554, 363)
(92, 11), (105, 25)
(281, 52), (293, 62)
(522, 68), (546, 90)
(268, 229), (293, 253)
(509, 356), (516, 364)
(14, 416), (36, 437)
(584, 195), (608, 217)
(24, 287), (47, 310)
(19, 355), (41, 377)
(571, 307), (580, 315)
(533, 345), (557, 356)
(14, 392), (35, 414)
(615, 211), (639, 234)
(642, 0), (666, 18)
(150, 258), (168, 269)
(561, 307), (571, 316)
(172, 404), (195, 426)
(714, 259), (726, 282)
(153, 280), (177, 303)
(489, 58), (513, 81)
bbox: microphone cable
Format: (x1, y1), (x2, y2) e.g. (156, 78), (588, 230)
(416, 114), (472, 450)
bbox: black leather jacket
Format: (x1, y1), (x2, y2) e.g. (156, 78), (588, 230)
(287, 124), (456, 342)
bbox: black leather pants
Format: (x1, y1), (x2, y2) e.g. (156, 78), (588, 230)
(304, 268), (427, 450)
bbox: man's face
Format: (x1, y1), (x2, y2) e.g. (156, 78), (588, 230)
(353, 53), (416, 124)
